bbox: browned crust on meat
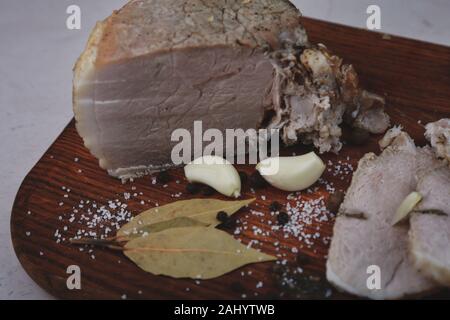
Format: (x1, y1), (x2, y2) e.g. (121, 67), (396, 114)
(95, 0), (303, 66)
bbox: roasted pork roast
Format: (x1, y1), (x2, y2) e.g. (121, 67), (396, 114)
(73, 0), (389, 179)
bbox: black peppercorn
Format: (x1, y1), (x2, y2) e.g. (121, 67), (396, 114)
(238, 171), (248, 184)
(216, 211), (229, 223)
(157, 171), (171, 184)
(186, 183), (201, 194)
(277, 212), (290, 225)
(269, 201), (282, 212)
(202, 186), (215, 196)
(218, 218), (237, 230)
(249, 171), (267, 189)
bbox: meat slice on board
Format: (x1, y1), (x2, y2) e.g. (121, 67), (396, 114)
(410, 120), (450, 287)
(327, 122), (450, 299)
(326, 130), (440, 299)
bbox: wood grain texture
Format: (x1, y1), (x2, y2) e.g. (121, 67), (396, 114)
(10, 17), (450, 300)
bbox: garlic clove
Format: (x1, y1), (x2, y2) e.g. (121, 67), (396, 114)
(256, 152), (326, 192)
(184, 156), (241, 198)
(392, 191), (423, 226)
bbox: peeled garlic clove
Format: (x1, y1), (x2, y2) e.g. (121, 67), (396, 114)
(256, 152), (326, 192)
(392, 192), (423, 226)
(184, 155), (241, 198)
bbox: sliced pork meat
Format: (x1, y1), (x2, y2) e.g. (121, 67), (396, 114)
(409, 148), (450, 287)
(425, 118), (450, 164)
(326, 130), (438, 299)
(410, 167), (450, 287)
(73, 0), (389, 179)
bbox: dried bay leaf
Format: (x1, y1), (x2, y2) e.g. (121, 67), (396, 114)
(122, 217), (209, 240)
(124, 226), (276, 279)
(118, 198), (255, 238)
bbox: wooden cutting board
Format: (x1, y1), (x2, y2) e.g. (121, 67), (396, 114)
(11, 18), (450, 300)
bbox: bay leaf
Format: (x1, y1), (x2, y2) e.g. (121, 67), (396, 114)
(124, 226), (276, 279)
(117, 198), (255, 238)
(121, 217), (208, 240)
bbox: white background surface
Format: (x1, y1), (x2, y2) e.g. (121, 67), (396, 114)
(0, 0), (449, 300)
